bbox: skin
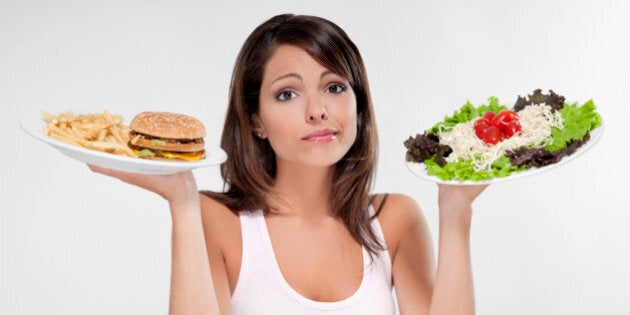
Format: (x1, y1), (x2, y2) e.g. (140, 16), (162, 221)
(89, 44), (487, 315)
(250, 45), (364, 301)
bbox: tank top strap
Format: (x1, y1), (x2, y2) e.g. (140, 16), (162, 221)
(232, 210), (268, 303)
(368, 203), (393, 287)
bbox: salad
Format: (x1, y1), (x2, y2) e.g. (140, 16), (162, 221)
(404, 89), (603, 182)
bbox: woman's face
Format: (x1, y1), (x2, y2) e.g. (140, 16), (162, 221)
(255, 44), (357, 169)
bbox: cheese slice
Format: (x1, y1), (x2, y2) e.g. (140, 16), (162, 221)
(161, 151), (204, 161)
(132, 149), (204, 161)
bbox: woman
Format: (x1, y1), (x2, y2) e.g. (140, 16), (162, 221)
(91, 14), (486, 315)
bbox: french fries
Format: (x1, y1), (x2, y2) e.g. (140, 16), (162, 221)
(42, 110), (135, 157)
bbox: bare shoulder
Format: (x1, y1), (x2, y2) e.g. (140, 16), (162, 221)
(199, 192), (241, 249)
(373, 193), (424, 228)
(199, 192), (239, 225)
(372, 193), (429, 259)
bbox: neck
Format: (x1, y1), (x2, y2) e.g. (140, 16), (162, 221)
(269, 160), (335, 218)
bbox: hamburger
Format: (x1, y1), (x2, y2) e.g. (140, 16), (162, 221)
(128, 111), (206, 161)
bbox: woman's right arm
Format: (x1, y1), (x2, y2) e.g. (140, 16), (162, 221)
(88, 165), (222, 314)
(168, 184), (221, 314)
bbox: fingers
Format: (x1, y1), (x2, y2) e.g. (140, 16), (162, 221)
(88, 164), (118, 176)
(86, 164), (198, 202)
(437, 183), (490, 208)
(474, 184), (490, 197)
(87, 164), (138, 182)
(437, 183), (489, 195)
(87, 163), (157, 188)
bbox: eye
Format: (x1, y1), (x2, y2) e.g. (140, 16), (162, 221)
(276, 90), (297, 102)
(326, 83), (347, 94)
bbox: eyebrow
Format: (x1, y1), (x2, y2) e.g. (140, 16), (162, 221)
(270, 73), (302, 85)
(270, 70), (337, 86)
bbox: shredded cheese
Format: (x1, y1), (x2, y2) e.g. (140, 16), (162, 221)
(438, 104), (564, 171)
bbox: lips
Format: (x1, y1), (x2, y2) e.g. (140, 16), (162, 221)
(302, 129), (339, 143)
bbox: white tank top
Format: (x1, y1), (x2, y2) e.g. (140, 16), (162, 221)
(231, 207), (396, 315)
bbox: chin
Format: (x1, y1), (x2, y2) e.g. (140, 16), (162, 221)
(300, 150), (349, 168)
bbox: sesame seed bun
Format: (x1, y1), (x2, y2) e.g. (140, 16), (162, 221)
(129, 111), (206, 139)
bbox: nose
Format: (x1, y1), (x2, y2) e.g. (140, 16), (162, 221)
(306, 95), (328, 123)
(308, 110), (328, 122)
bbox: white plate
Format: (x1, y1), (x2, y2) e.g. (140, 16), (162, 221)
(406, 125), (604, 185)
(20, 113), (227, 175)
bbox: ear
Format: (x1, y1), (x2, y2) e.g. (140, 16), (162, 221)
(251, 114), (267, 139)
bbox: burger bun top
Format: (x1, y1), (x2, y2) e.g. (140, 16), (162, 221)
(130, 111), (206, 139)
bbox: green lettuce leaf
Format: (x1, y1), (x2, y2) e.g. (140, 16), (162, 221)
(544, 99), (603, 152)
(429, 96), (507, 134)
(138, 149), (156, 156)
(426, 155), (525, 181)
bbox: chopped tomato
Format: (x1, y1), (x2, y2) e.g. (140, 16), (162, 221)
(491, 110), (518, 130)
(482, 111), (496, 121)
(474, 110), (521, 145)
(483, 126), (504, 145)
(504, 121), (522, 137)
(474, 119), (490, 138)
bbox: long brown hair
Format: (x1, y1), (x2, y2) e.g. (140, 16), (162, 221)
(203, 14), (383, 253)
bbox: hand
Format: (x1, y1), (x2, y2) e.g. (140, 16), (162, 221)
(87, 164), (198, 206)
(437, 183), (489, 222)
(437, 184), (488, 208)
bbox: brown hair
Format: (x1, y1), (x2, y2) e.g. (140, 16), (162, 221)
(203, 14), (383, 253)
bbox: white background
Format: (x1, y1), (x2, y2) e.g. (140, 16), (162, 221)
(2, 0), (629, 314)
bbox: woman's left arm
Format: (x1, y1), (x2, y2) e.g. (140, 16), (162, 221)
(384, 185), (487, 315)
(427, 184), (487, 315)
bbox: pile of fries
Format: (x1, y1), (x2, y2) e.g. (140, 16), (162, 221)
(42, 110), (135, 157)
